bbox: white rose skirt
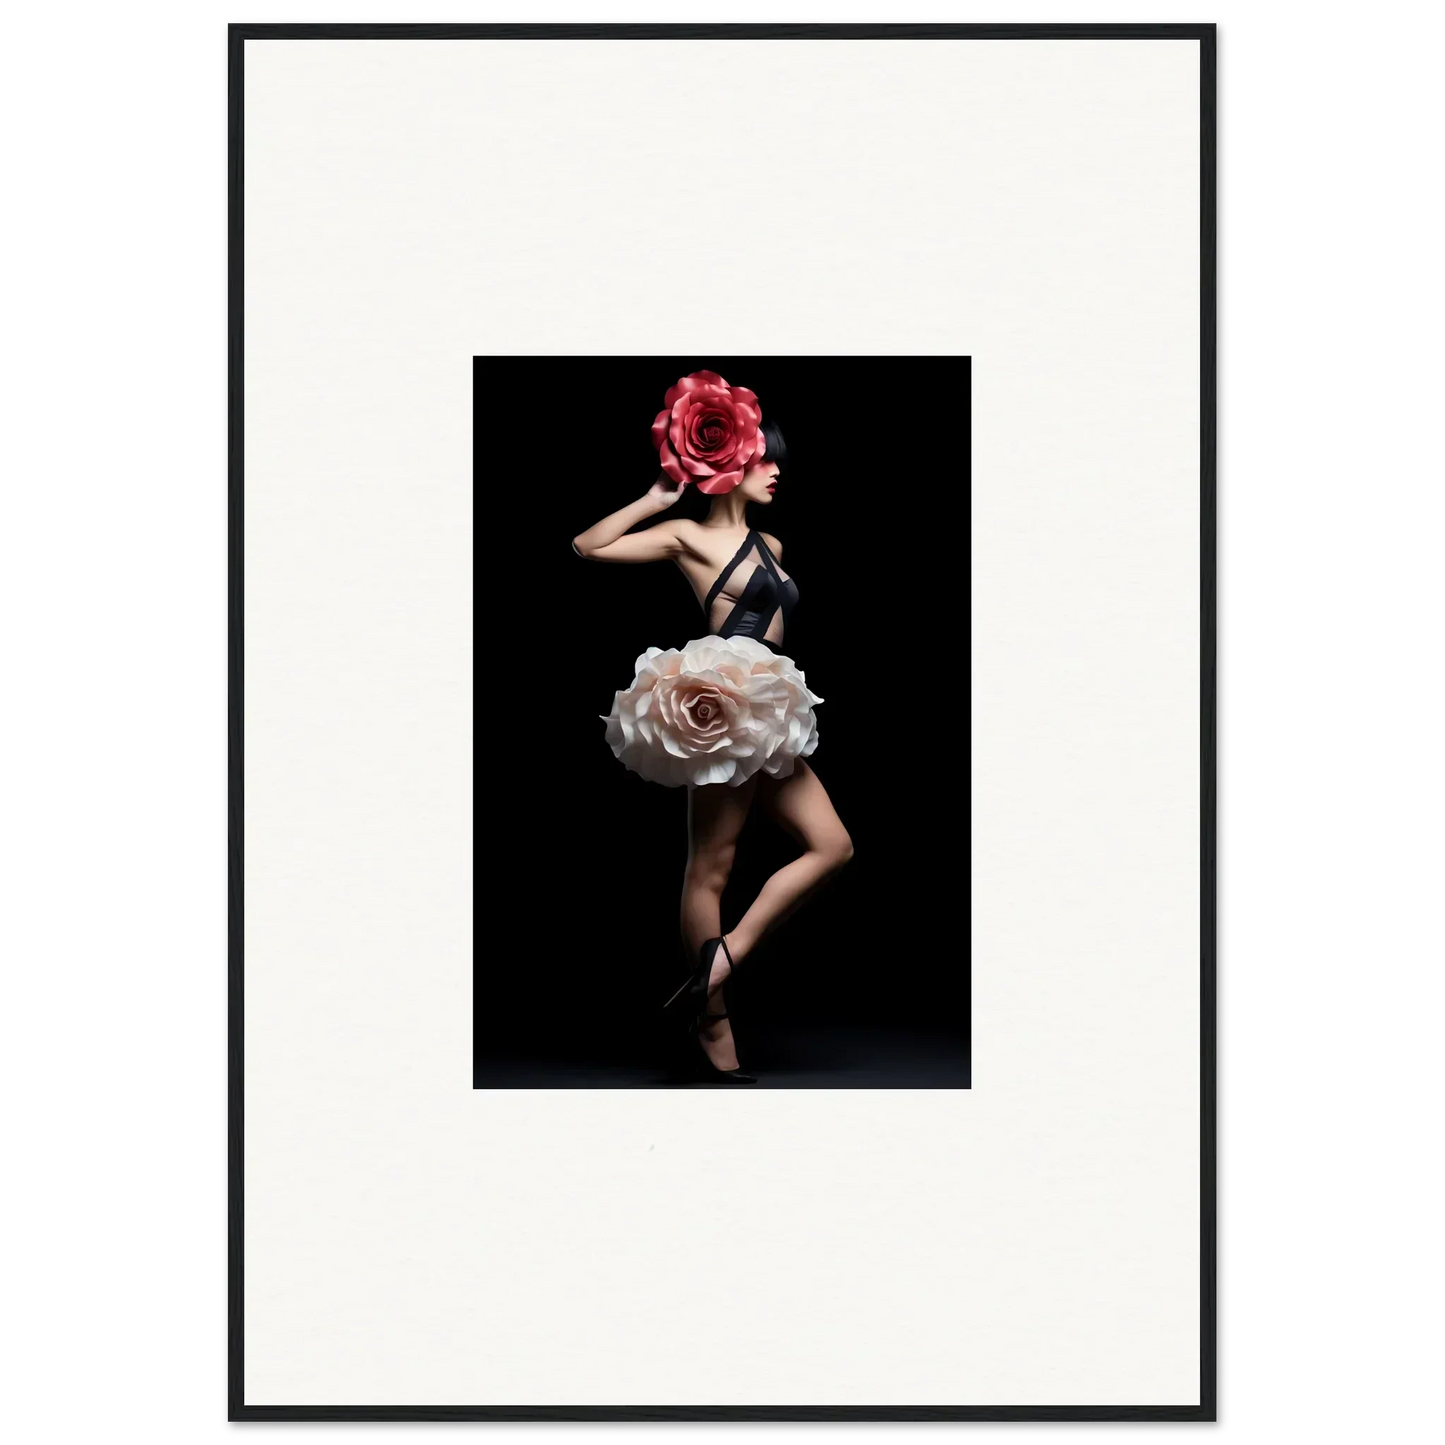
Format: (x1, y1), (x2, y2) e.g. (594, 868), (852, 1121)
(602, 635), (822, 788)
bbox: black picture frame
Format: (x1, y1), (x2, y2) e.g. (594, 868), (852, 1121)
(229, 21), (1216, 1422)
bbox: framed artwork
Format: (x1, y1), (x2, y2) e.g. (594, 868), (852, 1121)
(232, 23), (1215, 1420)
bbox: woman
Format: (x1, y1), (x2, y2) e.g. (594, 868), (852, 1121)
(572, 375), (853, 1084)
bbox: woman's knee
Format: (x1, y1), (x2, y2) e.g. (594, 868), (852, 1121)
(685, 841), (736, 893)
(818, 829), (854, 872)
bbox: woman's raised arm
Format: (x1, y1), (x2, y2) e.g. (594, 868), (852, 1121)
(572, 474), (689, 562)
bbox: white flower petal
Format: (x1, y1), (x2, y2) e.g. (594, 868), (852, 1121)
(605, 634), (822, 788)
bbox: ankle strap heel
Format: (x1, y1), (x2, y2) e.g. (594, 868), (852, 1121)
(662, 935), (737, 1026)
(691, 1006), (755, 1085)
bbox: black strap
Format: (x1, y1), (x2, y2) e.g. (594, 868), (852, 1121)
(753, 531), (786, 587)
(702, 530), (758, 620)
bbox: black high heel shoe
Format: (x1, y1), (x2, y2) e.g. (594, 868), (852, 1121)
(662, 935), (736, 1025)
(691, 1008), (756, 1085)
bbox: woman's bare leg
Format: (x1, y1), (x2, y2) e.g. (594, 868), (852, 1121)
(725, 761), (853, 967)
(682, 776), (756, 1070)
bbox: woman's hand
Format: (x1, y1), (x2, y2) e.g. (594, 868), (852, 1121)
(645, 471), (685, 510)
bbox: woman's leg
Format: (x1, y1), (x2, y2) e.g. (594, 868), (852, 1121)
(682, 776), (756, 1070)
(723, 761), (853, 969)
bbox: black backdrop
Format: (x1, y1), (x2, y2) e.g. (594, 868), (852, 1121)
(473, 357), (970, 1086)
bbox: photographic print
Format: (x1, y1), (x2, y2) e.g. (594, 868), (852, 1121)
(473, 357), (971, 1088)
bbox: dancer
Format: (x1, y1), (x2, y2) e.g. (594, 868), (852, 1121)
(573, 371), (853, 1083)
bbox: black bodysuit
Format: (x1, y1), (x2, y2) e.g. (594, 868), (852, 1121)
(702, 529), (798, 648)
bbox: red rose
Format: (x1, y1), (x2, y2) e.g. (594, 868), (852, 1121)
(651, 371), (765, 495)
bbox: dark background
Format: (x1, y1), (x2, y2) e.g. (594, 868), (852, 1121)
(473, 357), (970, 1086)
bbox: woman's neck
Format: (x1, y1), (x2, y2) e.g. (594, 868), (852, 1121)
(704, 497), (750, 531)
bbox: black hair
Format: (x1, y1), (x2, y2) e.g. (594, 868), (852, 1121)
(760, 417), (788, 470)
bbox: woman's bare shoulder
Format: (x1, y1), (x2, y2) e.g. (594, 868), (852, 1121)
(639, 516), (699, 551)
(666, 517), (715, 559)
(757, 530), (782, 558)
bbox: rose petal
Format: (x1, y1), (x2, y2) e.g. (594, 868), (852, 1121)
(656, 442), (688, 486)
(695, 469), (743, 494)
(662, 373), (725, 409)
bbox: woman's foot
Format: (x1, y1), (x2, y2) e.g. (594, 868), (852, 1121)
(697, 1011), (740, 1072)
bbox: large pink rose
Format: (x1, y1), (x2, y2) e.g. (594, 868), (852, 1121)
(603, 636), (822, 788)
(651, 371), (766, 495)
